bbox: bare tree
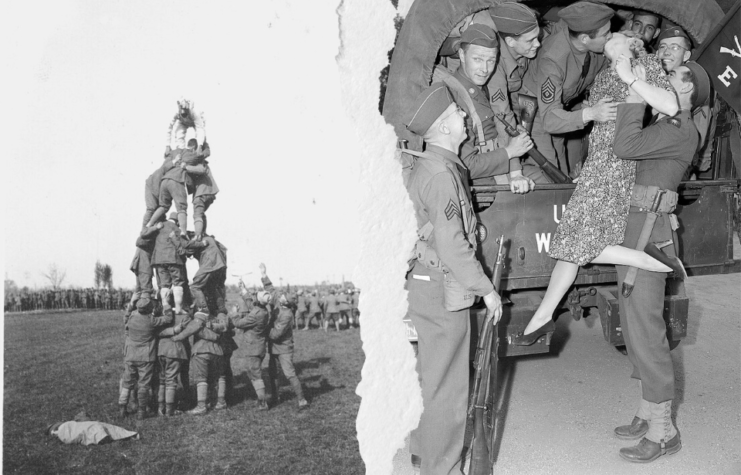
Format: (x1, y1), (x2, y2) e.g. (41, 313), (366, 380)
(42, 264), (66, 290)
(94, 261), (103, 289)
(102, 264), (113, 290)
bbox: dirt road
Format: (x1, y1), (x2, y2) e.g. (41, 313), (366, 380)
(393, 238), (741, 474)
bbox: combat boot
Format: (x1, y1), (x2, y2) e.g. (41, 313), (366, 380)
(186, 404), (208, 415)
(136, 408), (149, 420)
(615, 381), (650, 440)
(614, 416), (648, 440)
(619, 401), (681, 463)
(257, 398), (269, 411)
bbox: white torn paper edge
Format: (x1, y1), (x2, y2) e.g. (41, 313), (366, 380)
(337, 0), (422, 473)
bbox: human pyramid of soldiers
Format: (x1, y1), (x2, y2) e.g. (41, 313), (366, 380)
(5, 288), (131, 313)
(119, 98), (361, 419)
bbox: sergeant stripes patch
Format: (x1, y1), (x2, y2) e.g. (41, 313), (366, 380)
(445, 199), (461, 220)
(491, 88), (506, 102)
(541, 77), (555, 104)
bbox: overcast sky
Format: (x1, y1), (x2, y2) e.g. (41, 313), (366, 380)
(5, 0), (362, 289)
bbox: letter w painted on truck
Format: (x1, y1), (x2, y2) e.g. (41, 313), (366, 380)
(535, 205), (566, 254)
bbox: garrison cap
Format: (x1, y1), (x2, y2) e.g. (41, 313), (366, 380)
(489, 2), (539, 36)
(657, 23), (692, 46)
(684, 61), (711, 110)
(558, 1), (614, 32)
(136, 297), (153, 313)
(459, 23), (499, 49)
(168, 212), (178, 221)
(405, 83), (455, 136)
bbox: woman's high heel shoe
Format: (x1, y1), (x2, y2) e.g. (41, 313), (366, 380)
(510, 319), (556, 346)
(644, 243), (687, 280)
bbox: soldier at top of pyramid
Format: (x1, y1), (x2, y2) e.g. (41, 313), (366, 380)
(165, 97), (206, 155)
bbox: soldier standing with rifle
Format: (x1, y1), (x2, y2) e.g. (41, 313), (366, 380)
(401, 83), (502, 475)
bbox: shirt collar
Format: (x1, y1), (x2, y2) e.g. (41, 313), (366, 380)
(426, 144), (466, 169)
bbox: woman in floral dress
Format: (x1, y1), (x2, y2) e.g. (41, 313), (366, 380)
(517, 33), (680, 342)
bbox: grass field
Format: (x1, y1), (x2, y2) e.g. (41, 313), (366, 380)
(3, 309), (364, 475)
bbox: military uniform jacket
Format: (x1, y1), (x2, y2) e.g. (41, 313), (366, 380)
(337, 293), (352, 311)
(124, 311), (173, 362)
(130, 229), (157, 275)
(268, 305), (295, 354)
(296, 295), (307, 312)
(157, 312), (191, 360)
(146, 158), (175, 199)
(150, 221), (186, 266)
(492, 42), (534, 120)
(162, 148), (200, 184)
(450, 68), (520, 179)
(233, 299), (269, 357)
(183, 236), (227, 278)
(351, 293), (359, 309)
(325, 294), (339, 313)
(192, 314), (228, 356)
(522, 26), (608, 135)
(406, 145), (494, 296)
(308, 295), (322, 313)
(614, 105), (698, 191)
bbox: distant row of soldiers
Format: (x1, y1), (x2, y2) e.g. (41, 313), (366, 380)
(5, 288), (131, 313)
(293, 287), (360, 332)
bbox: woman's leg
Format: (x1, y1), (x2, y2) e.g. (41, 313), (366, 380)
(591, 245), (671, 272)
(523, 260), (579, 335)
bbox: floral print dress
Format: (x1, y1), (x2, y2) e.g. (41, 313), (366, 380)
(548, 54), (673, 265)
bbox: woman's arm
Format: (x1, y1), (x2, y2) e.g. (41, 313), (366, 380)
(615, 55), (678, 117)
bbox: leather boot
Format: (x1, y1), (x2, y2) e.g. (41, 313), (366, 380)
(614, 416), (648, 440)
(619, 401), (681, 463)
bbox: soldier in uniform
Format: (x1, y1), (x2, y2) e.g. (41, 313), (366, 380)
(351, 289), (360, 326)
(337, 289), (353, 329)
(234, 280), (271, 410)
(172, 232), (228, 340)
(156, 311), (191, 416)
(323, 288), (341, 332)
(656, 25), (716, 176)
(611, 61), (709, 463)
(402, 83), (502, 474)
(165, 97), (206, 158)
(149, 213), (188, 314)
(625, 10), (661, 52)
(304, 290), (323, 330)
(488, 2), (541, 122)
(117, 297), (173, 420)
(438, 24), (535, 191)
(263, 277), (309, 410)
(521, 1), (617, 178)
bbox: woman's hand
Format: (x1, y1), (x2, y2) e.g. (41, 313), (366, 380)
(632, 63), (647, 82)
(615, 54), (634, 83)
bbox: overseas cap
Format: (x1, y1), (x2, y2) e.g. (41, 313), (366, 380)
(405, 83), (455, 136)
(558, 1), (614, 32)
(168, 212), (178, 221)
(684, 61), (711, 109)
(489, 2), (538, 36)
(459, 23), (499, 49)
(657, 24), (692, 46)
(136, 297), (153, 313)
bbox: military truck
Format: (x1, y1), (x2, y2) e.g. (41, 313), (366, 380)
(383, 0), (740, 356)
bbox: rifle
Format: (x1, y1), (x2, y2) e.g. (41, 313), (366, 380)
(467, 236), (506, 475)
(494, 113), (572, 185)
